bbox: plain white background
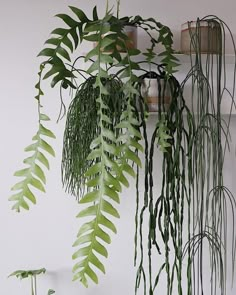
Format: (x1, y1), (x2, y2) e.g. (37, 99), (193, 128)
(0, 0), (236, 294)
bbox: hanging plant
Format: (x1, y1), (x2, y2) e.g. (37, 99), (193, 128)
(9, 1), (178, 288)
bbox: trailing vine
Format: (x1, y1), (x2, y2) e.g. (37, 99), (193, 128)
(9, 65), (55, 212)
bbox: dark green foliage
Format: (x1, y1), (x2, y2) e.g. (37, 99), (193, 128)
(62, 76), (126, 198)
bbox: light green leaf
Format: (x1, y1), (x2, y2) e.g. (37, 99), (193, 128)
(89, 253), (105, 273)
(101, 200), (120, 218)
(40, 124), (56, 138)
(93, 240), (108, 257)
(30, 177), (45, 192)
(80, 190), (99, 204)
(39, 139), (55, 156)
(77, 205), (98, 218)
(37, 152), (50, 169)
(33, 164), (46, 184)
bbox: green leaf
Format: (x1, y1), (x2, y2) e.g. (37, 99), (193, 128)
(37, 151), (50, 169)
(85, 47), (99, 61)
(77, 205), (98, 218)
(30, 177), (45, 192)
(101, 200), (120, 218)
(10, 111), (55, 212)
(96, 227), (111, 244)
(93, 240), (108, 257)
(39, 139), (55, 157)
(85, 163), (102, 177)
(56, 46), (71, 61)
(61, 36), (74, 52)
(40, 114), (50, 121)
(126, 148), (142, 167)
(70, 27), (79, 48)
(69, 6), (89, 22)
(45, 38), (61, 46)
(38, 48), (55, 57)
(51, 28), (68, 36)
(56, 14), (78, 27)
(104, 186), (120, 203)
(93, 6), (98, 21)
(85, 265), (98, 284)
(14, 168), (29, 177)
(83, 34), (99, 42)
(89, 253), (105, 273)
(33, 164), (46, 184)
(72, 246), (90, 259)
(40, 124), (56, 138)
(80, 190), (99, 204)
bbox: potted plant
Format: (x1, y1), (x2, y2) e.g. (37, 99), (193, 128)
(9, 2), (236, 294)
(9, 1), (177, 289)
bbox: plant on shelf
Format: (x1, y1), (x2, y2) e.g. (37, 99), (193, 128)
(9, 268), (55, 295)
(9, 0), (236, 294)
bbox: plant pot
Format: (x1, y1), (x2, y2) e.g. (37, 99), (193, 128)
(181, 20), (221, 54)
(140, 73), (171, 112)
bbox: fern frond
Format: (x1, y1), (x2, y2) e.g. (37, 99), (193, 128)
(9, 112), (55, 212)
(37, 7), (93, 88)
(116, 105), (143, 186)
(72, 81), (122, 286)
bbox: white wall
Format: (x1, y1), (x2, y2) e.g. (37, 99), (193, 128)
(0, 0), (236, 294)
